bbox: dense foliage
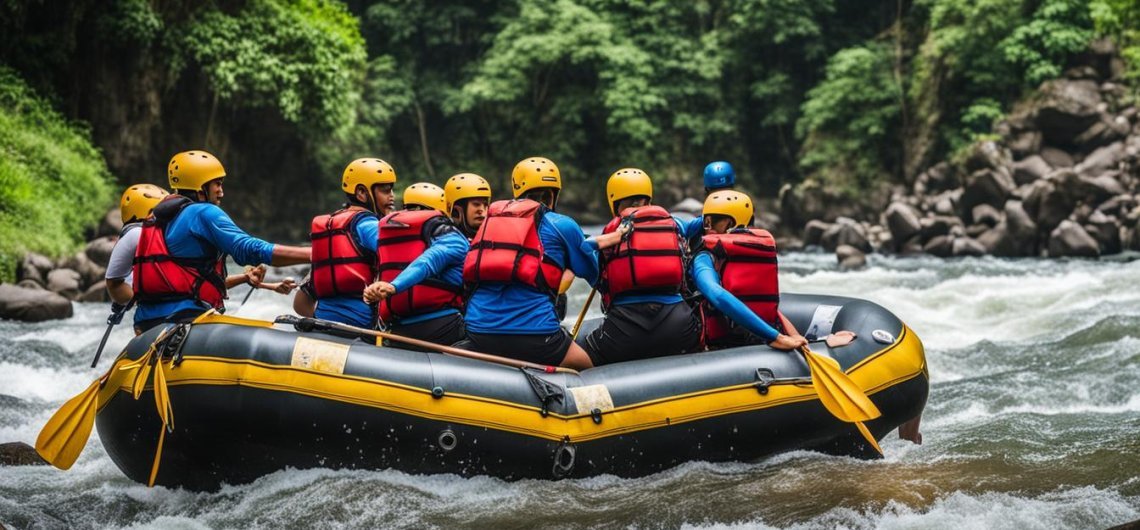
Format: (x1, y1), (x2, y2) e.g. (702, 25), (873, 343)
(0, 0), (1137, 249)
(0, 67), (115, 282)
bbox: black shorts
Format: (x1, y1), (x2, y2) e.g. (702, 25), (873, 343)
(134, 308), (207, 335)
(579, 301), (702, 366)
(456, 328), (574, 367)
(387, 312), (466, 353)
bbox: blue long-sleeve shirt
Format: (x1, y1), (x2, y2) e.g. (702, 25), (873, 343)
(314, 213), (379, 328)
(689, 251), (780, 342)
(386, 230), (469, 325)
(134, 202), (275, 323)
(680, 216), (704, 240)
(466, 211), (599, 334)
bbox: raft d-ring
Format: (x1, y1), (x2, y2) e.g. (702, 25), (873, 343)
(437, 429), (458, 452)
(754, 368), (776, 395)
(591, 408), (603, 424)
(552, 442), (576, 478)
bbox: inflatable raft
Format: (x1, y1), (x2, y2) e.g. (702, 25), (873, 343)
(95, 293), (927, 490)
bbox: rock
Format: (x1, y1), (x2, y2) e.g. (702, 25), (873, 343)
(16, 279), (44, 290)
(1011, 155), (1052, 186)
(898, 235), (924, 256)
(1064, 65), (1099, 81)
(922, 235), (953, 257)
(1024, 177), (1077, 233)
(971, 204), (1002, 227)
(96, 207), (124, 238)
(1039, 146), (1075, 168)
(960, 168), (1015, 220)
(1075, 141), (1125, 177)
(17, 253), (54, 285)
(802, 220), (831, 247)
(0, 441), (47, 466)
(46, 268), (82, 299)
(0, 284), (74, 321)
(965, 223), (990, 238)
(84, 236), (117, 268)
(913, 162), (958, 196)
(65, 252), (105, 289)
(1073, 115), (1130, 151)
(1048, 220), (1100, 258)
(820, 218), (871, 253)
(883, 202), (921, 245)
(952, 237), (987, 257)
(1033, 79), (1102, 145)
(669, 197), (703, 216)
(1004, 200), (1039, 247)
(1078, 174), (1127, 205)
(836, 244), (867, 270)
(78, 280), (110, 303)
(1086, 210), (1122, 255)
(1007, 130), (1042, 159)
(1096, 195), (1136, 217)
(919, 216), (961, 241)
(963, 141), (1011, 174)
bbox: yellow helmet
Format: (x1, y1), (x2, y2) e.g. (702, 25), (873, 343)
(168, 150), (226, 191)
(403, 182), (447, 213)
(119, 184), (169, 224)
(511, 157), (561, 198)
(606, 168), (653, 215)
(444, 173), (492, 213)
(342, 158), (396, 195)
(703, 190), (754, 229)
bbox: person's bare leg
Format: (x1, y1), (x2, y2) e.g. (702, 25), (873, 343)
(560, 341), (594, 370)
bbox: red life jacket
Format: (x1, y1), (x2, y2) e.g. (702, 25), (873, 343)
(463, 199), (564, 296)
(598, 205), (684, 308)
(376, 209), (464, 321)
(132, 195), (227, 309)
(309, 208), (378, 298)
(701, 228), (780, 344)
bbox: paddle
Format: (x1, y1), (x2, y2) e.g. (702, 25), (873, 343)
(570, 287), (597, 340)
(36, 323), (181, 470)
(274, 315), (580, 374)
(798, 345), (884, 455)
(90, 299), (135, 368)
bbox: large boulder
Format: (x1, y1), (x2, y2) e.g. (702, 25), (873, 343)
(971, 204), (1002, 227)
(802, 219), (831, 247)
(820, 218), (871, 253)
(912, 162), (959, 196)
(919, 216), (962, 241)
(1039, 146), (1075, 168)
(960, 168), (1015, 221)
(1075, 141), (1126, 177)
(922, 235), (953, 257)
(836, 244), (867, 270)
(963, 141), (1012, 174)
(84, 236), (117, 268)
(46, 268), (82, 299)
(1086, 210), (1122, 255)
(0, 441), (47, 466)
(1011, 155), (1052, 186)
(78, 280), (110, 303)
(952, 237), (987, 257)
(0, 284), (74, 321)
(1023, 176), (1077, 233)
(1048, 220), (1100, 258)
(1033, 79), (1102, 145)
(883, 202), (921, 245)
(62, 251), (106, 289)
(96, 207), (124, 238)
(1077, 174), (1127, 205)
(977, 200), (1039, 257)
(1073, 115), (1130, 151)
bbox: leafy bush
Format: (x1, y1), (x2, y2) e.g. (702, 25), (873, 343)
(0, 67), (115, 282)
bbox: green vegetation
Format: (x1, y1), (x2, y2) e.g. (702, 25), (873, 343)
(0, 0), (1137, 243)
(0, 67), (115, 282)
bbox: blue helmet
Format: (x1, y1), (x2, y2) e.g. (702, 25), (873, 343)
(703, 161), (735, 190)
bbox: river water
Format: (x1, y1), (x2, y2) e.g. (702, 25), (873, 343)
(1, 254), (1138, 529)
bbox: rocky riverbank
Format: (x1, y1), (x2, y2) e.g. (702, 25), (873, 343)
(0, 209), (124, 322)
(779, 42), (1140, 268)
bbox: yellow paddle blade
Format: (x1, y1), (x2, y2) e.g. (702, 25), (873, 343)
(35, 379), (100, 470)
(803, 347), (881, 423)
(131, 360), (153, 400)
(855, 421), (884, 455)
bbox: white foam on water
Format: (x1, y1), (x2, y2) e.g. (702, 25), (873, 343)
(0, 362), (101, 403)
(686, 487), (1140, 530)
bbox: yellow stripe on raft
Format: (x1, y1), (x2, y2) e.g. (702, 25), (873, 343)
(99, 325), (926, 443)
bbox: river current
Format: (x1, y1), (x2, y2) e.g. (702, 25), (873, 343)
(1, 254), (1138, 529)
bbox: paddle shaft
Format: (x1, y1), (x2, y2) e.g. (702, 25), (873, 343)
(90, 299), (135, 368)
(284, 316), (578, 375)
(570, 287), (597, 339)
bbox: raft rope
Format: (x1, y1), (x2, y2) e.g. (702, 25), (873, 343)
(119, 322), (189, 487)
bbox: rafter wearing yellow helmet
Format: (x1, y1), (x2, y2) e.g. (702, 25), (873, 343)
(605, 168), (653, 216)
(511, 157), (561, 208)
(120, 184), (169, 225)
(702, 190), (754, 233)
(342, 158), (397, 215)
(445, 173), (492, 239)
(403, 183), (447, 214)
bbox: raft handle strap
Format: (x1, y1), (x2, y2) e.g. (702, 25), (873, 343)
(521, 367), (564, 417)
(754, 368), (812, 395)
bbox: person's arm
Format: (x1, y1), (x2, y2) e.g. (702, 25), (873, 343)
(294, 278), (316, 317)
(691, 252), (780, 342)
(551, 215), (600, 286)
(106, 279), (134, 305)
(680, 216), (704, 240)
(197, 205), (311, 266)
(388, 231), (468, 293)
